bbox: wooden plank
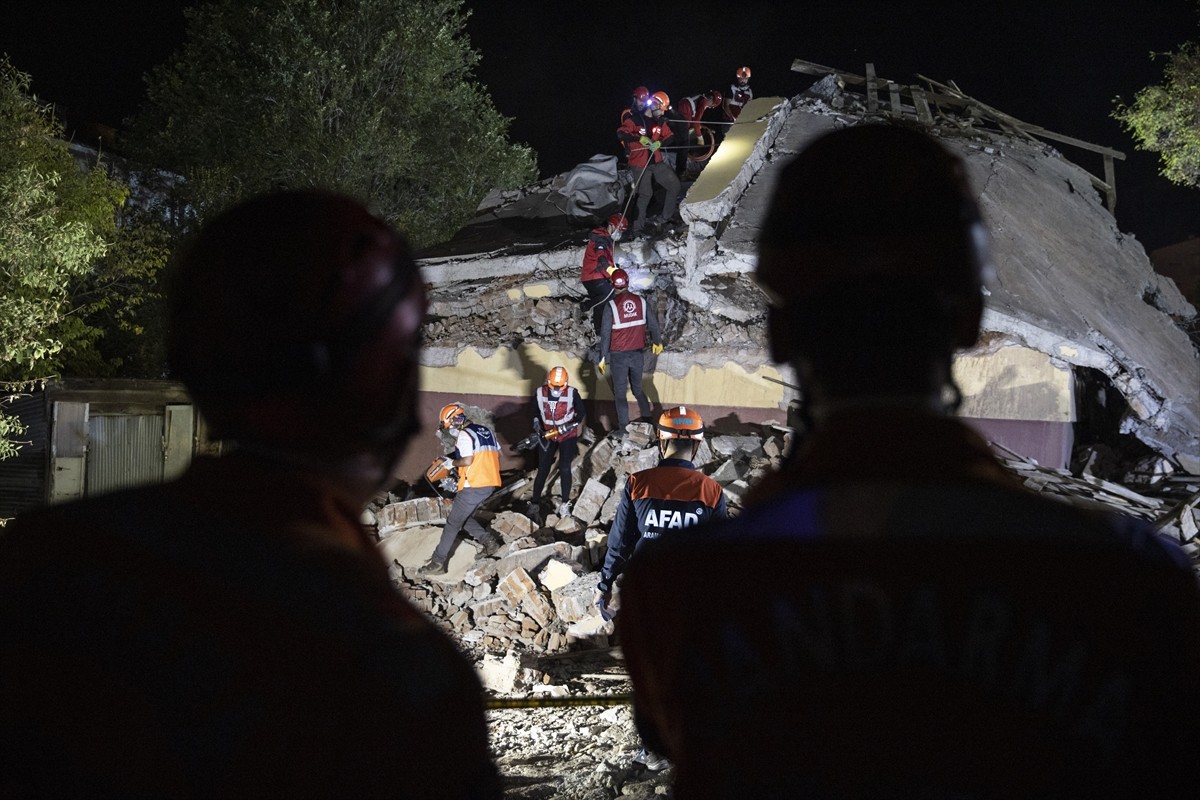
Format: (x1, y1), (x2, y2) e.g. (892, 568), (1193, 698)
(912, 87), (934, 125)
(866, 63), (878, 112)
(888, 82), (902, 115)
(1103, 154), (1118, 212)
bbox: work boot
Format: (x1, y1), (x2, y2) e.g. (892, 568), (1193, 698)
(524, 500), (544, 524)
(417, 557), (447, 577)
(632, 747), (670, 771)
(478, 533), (504, 557)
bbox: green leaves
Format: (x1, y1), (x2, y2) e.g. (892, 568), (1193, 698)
(1114, 40), (1200, 188)
(126, 0), (537, 246)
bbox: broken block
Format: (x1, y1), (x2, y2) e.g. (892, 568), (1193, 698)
(551, 572), (603, 624)
(538, 558), (582, 592)
(498, 567), (537, 606)
(522, 590), (556, 629)
(572, 478), (611, 525)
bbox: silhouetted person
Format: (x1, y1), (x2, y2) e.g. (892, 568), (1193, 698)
(0, 191), (500, 798)
(616, 125), (1200, 798)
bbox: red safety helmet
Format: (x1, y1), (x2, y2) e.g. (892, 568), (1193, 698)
(737, 66), (751, 80)
(607, 213), (629, 232)
(438, 403), (467, 430)
(709, 89), (723, 107)
(610, 268), (629, 290)
(633, 86), (650, 108)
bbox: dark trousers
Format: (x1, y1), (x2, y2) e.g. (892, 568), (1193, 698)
(632, 161), (681, 229)
(531, 436), (579, 504)
(431, 486), (495, 563)
(582, 279), (614, 338)
(610, 349), (651, 428)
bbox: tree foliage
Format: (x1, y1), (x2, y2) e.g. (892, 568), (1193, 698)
(126, 0), (537, 246)
(0, 59), (171, 459)
(1114, 38), (1200, 188)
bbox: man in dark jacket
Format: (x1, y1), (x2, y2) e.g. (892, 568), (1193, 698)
(0, 191), (500, 799)
(617, 124), (1200, 799)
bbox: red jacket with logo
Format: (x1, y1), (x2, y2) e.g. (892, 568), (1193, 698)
(581, 226), (615, 283)
(617, 111), (673, 169)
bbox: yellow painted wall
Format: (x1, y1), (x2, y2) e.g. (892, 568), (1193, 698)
(955, 345), (1074, 422)
(686, 96), (783, 205)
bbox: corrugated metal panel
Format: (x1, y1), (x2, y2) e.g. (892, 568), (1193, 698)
(87, 415), (165, 497)
(0, 393), (50, 517)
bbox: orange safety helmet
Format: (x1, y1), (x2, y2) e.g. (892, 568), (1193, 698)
(610, 268), (629, 290)
(607, 213), (629, 232)
(736, 66), (751, 80)
(658, 406), (705, 455)
(651, 91), (671, 111)
(438, 403), (466, 430)
(546, 366), (569, 390)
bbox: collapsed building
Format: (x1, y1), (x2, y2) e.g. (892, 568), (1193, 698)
(401, 60), (1200, 488)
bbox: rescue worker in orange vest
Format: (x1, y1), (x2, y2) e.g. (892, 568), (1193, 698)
(527, 366), (587, 521)
(597, 268), (663, 432)
(617, 91), (680, 237)
(596, 406), (726, 772)
(420, 404), (503, 576)
(724, 66), (753, 121)
(580, 213), (627, 336)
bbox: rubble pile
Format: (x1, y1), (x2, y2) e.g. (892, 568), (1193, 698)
(369, 421), (1199, 794)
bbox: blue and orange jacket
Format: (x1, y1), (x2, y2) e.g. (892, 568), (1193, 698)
(599, 457), (726, 592)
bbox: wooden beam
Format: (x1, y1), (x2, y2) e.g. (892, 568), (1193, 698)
(1103, 155), (1118, 213)
(912, 87), (934, 125)
(866, 63), (878, 112)
(888, 82), (902, 115)
(790, 58), (867, 85)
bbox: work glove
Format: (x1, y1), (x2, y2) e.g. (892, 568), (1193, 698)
(605, 264), (617, 276)
(594, 588), (613, 622)
(639, 135), (651, 146)
(651, 343), (664, 355)
(648, 141), (661, 152)
(597, 358), (607, 375)
(440, 456), (454, 471)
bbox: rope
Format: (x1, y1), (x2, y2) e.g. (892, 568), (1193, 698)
(486, 693), (633, 710)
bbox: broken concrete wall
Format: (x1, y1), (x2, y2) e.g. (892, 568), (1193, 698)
(407, 87), (1199, 479)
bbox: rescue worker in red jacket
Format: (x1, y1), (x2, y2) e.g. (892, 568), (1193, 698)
(580, 213), (627, 335)
(527, 366), (587, 521)
(597, 268), (663, 432)
(420, 404), (503, 576)
(617, 92), (681, 237)
(723, 65), (753, 121)
(597, 406), (726, 771)
(678, 89), (723, 145)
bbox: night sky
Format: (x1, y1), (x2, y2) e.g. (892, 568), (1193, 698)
(3, 1), (1196, 250)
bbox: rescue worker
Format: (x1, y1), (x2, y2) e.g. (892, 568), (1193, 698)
(723, 65), (752, 121)
(580, 213), (627, 336)
(596, 406), (726, 772)
(597, 268), (663, 432)
(420, 403), (503, 576)
(0, 190), (500, 798)
(616, 125), (1200, 798)
(620, 85), (651, 125)
(527, 366), (587, 520)
(678, 89), (723, 145)
(617, 91), (681, 237)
